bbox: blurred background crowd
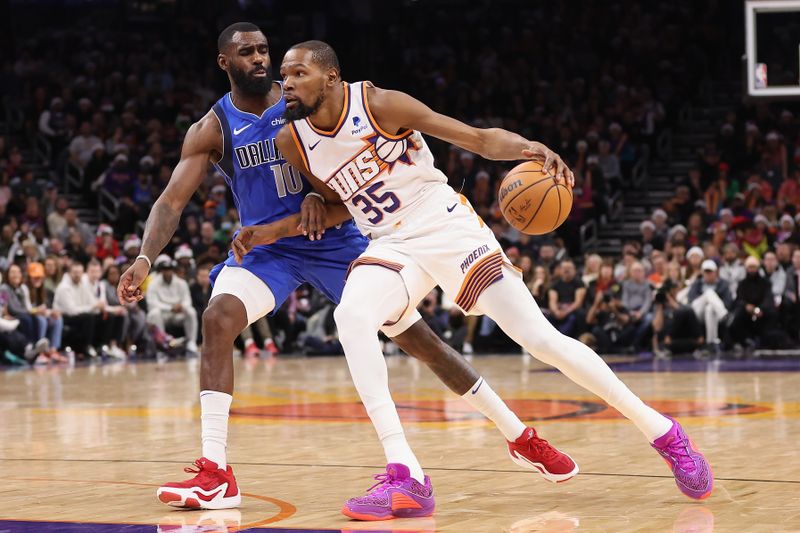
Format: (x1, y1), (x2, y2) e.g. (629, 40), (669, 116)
(1, 0), (799, 366)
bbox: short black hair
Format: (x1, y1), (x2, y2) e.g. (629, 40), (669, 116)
(218, 22), (263, 53)
(288, 40), (340, 77)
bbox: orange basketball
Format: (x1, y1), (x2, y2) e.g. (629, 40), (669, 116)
(497, 160), (573, 235)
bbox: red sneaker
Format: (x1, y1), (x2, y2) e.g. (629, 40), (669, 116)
(507, 427), (579, 483)
(243, 342), (260, 359)
(156, 458), (241, 509)
(263, 338), (279, 356)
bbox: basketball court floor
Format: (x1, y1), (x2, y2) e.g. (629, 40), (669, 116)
(2, 353), (799, 532)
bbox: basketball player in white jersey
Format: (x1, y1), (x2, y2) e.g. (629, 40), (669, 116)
(238, 40), (712, 520)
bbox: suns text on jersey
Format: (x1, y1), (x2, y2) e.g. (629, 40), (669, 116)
(326, 146), (387, 200)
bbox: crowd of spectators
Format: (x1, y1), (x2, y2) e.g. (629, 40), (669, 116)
(3, 1), (789, 365)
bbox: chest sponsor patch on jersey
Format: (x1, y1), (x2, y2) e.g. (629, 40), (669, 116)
(325, 133), (418, 200)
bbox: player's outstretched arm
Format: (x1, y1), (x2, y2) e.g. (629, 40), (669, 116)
(231, 202), (352, 263)
(117, 114), (220, 303)
(366, 85), (574, 186)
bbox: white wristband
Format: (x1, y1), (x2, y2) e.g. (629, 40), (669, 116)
(135, 254), (152, 270)
(306, 192), (326, 204)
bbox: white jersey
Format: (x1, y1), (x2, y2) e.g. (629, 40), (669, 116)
(289, 81), (449, 237)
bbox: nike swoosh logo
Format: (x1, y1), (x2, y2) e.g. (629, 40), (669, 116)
(308, 140), (321, 151)
(471, 377), (484, 394)
(447, 203), (457, 212)
(233, 124), (253, 135)
(194, 486), (225, 502)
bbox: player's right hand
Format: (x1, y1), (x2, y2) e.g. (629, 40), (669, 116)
(300, 194), (327, 241)
(232, 224), (281, 264)
(117, 258), (150, 304)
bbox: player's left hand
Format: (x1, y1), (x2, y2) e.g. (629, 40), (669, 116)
(300, 194), (327, 241)
(232, 225), (280, 264)
(522, 142), (575, 188)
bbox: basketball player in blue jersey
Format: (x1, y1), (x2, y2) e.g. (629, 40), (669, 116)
(235, 40), (713, 519)
(117, 23), (576, 512)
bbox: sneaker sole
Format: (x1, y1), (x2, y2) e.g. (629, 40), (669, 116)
(156, 487), (241, 510)
(508, 450), (580, 483)
(341, 505), (394, 521)
(341, 505), (434, 521)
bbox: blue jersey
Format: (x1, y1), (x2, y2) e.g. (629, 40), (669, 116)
(208, 86), (368, 312)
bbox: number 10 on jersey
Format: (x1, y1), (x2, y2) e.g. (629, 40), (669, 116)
(270, 162), (304, 198)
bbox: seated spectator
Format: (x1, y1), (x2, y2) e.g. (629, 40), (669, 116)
(652, 279), (704, 358)
(528, 265), (551, 309)
(95, 224), (120, 261)
(298, 303), (340, 356)
(581, 253), (602, 286)
(621, 261), (654, 350)
(47, 196), (69, 239)
(782, 248), (800, 339)
(729, 256), (780, 350)
(718, 243), (745, 299)
(685, 212), (705, 247)
(639, 220), (664, 255)
(776, 214), (799, 245)
(688, 259), (732, 352)
(648, 250), (667, 288)
(651, 208), (669, 242)
(735, 219), (768, 260)
(684, 246), (705, 285)
(86, 260), (127, 359)
(103, 263), (148, 358)
(25, 262), (65, 363)
(777, 169), (800, 212)
(761, 251), (786, 307)
(547, 259), (586, 337)
(146, 255), (198, 355)
(174, 244), (196, 281)
(1, 264), (45, 349)
(43, 255), (62, 293)
(586, 289), (634, 354)
(53, 262), (104, 358)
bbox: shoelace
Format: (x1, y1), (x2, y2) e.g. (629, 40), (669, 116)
(526, 434), (560, 461)
(184, 459), (207, 474)
(365, 472), (401, 494)
(662, 436), (696, 473)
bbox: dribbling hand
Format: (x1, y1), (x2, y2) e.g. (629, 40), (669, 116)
(522, 142), (575, 188)
(117, 258), (150, 304)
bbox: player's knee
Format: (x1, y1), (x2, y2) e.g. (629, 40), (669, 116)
(333, 301), (355, 329)
(202, 298), (246, 341)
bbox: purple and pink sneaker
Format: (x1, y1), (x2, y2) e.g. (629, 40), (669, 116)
(651, 416), (713, 499)
(342, 463), (435, 521)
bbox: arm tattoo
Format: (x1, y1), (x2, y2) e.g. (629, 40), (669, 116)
(141, 201), (181, 262)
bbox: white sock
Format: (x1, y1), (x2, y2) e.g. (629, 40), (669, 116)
(335, 265), (426, 483)
(461, 377), (527, 441)
(476, 273), (673, 443)
(200, 390), (232, 469)
(382, 431), (425, 483)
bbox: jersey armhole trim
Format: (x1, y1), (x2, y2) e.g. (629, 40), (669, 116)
(211, 104), (235, 180)
(288, 122), (312, 173)
(362, 81), (413, 141)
